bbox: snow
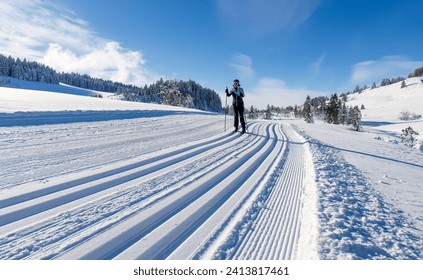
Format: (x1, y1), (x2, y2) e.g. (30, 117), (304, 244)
(0, 76), (114, 98)
(0, 77), (206, 115)
(292, 122), (422, 259)
(0, 78), (422, 260)
(289, 77), (423, 259)
(348, 77), (423, 136)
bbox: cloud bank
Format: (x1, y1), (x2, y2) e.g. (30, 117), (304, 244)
(0, 0), (158, 86)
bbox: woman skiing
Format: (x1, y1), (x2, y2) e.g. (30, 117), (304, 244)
(225, 79), (246, 133)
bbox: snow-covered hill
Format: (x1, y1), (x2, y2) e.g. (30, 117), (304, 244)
(0, 76), (113, 98)
(0, 79), (421, 260)
(347, 77), (423, 135)
(0, 77), (213, 127)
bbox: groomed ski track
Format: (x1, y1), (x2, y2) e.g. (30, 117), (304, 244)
(0, 119), (317, 260)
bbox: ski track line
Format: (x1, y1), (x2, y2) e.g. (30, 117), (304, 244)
(0, 119), (195, 153)
(166, 123), (287, 260)
(0, 122), (262, 259)
(230, 124), (309, 259)
(0, 122), (261, 231)
(114, 123), (280, 259)
(201, 123), (315, 260)
(14, 123), (264, 260)
(54, 122), (271, 260)
(0, 121), (318, 260)
(0, 117), (222, 189)
(0, 122), (241, 210)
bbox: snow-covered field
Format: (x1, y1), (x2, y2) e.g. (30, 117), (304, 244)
(0, 78), (422, 260)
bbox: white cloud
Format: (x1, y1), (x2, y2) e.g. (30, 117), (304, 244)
(305, 52), (327, 84)
(217, 0), (320, 38)
(350, 56), (423, 86)
(309, 53), (326, 73)
(228, 53), (254, 78)
(0, 0), (159, 86)
(245, 78), (326, 109)
(0, 0), (96, 58)
(40, 42), (158, 86)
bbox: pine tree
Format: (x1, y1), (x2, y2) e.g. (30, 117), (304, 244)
(303, 95), (314, 123)
(401, 80), (406, 88)
(350, 106), (362, 131)
(408, 66), (423, 78)
(401, 126), (419, 146)
(311, 96), (327, 119)
(353, 85), (361, 93)
(248, 105), (257, 119)
(339, 102), (348, 125)
(325, 93), (341, 124)
(381, 78), (391, 87)
(264, 104), (272, 120)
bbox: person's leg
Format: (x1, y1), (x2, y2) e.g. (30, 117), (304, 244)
(239, 106), (246, 132)
(233, 105), (239, 131)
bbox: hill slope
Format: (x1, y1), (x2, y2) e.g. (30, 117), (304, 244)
(347, 77), (423, 128)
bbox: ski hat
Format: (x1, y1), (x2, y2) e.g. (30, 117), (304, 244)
(233, 79), (240, 86)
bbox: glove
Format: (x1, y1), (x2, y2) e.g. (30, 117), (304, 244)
(225, 87), (229, 94)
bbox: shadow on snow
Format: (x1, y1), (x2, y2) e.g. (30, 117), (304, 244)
(0, 110), (217, 127)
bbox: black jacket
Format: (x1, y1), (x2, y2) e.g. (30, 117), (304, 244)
(226, 87), (245, 107)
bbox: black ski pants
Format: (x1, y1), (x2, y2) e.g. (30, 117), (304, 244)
(233, 104), (246, 131)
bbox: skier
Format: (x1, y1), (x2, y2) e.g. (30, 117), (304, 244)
(225, 79), (246, 133)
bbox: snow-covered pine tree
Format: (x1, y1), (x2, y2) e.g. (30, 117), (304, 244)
(381, 78), (391, 87)
(408, 66), (423, 78)
(339, 102), (348, 125)
(340, 93), (348, 103)
(401, 80), (406, 88)
(325, 93), (341, 124)
(265, 104), (272, 120)
(303, 95), (314, 123)
(353, 85), (361, 93)
(401, 126), (419, 146)
(350, 105), (362, 131)
(311, 96), (326, 119)
(162, 80), (196, 108)
(248, 105), (257, 119)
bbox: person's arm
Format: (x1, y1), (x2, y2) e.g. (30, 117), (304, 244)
(239, 87), (245, 97)
(228, 88), (237, 97)
(225, 87), (231, 97)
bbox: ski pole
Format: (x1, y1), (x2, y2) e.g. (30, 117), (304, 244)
(244, 109), (247, 129)
(224, 88), (228, 132)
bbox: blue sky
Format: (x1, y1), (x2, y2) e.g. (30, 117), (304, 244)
(1, 0), (422, 109)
